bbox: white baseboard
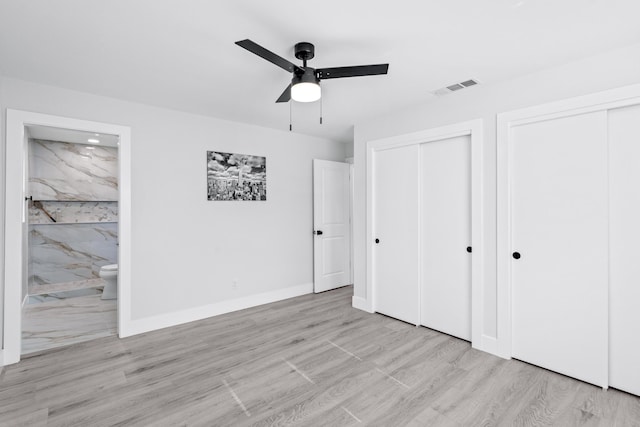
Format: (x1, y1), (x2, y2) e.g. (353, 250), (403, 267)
(352, 296), (373, 313)
(0, 346), (20, 367)
(120, 283), (313, 337)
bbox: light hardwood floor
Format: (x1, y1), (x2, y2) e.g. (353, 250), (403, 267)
(1, 286), (639, 426)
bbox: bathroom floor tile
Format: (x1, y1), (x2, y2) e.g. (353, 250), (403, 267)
(22, 294), (116, 355)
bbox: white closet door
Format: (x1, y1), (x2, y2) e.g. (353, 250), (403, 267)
(420, 135), (471, 340)
(511, 111), (608, 387)
(373, 144), (420, 324)
(609, 104), (640, 396)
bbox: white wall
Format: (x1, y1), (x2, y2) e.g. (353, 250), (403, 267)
(353, 42), (640, 345)
(1, 77), (345, 341)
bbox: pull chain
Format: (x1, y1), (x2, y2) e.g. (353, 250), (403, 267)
(320, 96), (323, 125)
(289, 100), (292, 131)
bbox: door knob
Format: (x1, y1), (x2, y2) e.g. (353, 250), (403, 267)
(375, 238), (380, 244)
(512, 252), (521, 259)
(314, 230), (323, 235)
(466, 246), (472, 253)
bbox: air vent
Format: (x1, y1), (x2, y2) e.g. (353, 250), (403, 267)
(433, 79), (480, 96)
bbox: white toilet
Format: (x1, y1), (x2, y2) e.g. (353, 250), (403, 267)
(99, 264), (118, 300)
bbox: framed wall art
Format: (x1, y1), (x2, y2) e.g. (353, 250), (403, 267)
(207, 151), (266, 201)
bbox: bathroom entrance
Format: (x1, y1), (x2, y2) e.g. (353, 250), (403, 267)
(3, 110), (132, 365)
(22, 126), (120, 354)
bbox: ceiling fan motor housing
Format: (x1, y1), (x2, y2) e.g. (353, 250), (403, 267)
(294, 67), (319, 85)
(294, 42), (315, 61)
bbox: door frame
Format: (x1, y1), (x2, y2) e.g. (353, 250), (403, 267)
(496, 83), (640, 367)
(346, 157), (354, 286)
(2, 109), (132, 366)
(366, 119), (484, 345)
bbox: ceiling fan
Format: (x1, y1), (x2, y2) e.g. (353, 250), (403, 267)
(235, 39), (389, 103)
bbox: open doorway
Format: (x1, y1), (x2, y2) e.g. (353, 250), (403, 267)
(22, 125), (120, 354)
(3, 110), (132, 365)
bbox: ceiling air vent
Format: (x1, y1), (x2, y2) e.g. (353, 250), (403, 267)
(447, 83), (465, 91)
(433, 79), (480, 96)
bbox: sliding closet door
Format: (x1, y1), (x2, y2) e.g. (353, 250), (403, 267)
(373, 144), (420, 324)
(609, 104), (640, 396)
(420, 135), (471, 340)
(510, 111), (608, 387)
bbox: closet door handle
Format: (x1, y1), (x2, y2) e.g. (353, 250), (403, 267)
(466, 246), (472, 253)
(314, 230), (323, 235)
(375, 238), (380, 244)
(513, 252), (521, 259)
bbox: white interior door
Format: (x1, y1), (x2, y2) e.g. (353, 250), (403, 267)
(510, 111), (608, 387)
(420, 135), (471, 340)
(609, 104), (640, 396)
(313, 159), (351, 293)
(373, 144), (420, 324)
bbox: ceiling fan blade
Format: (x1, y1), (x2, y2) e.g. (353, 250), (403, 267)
(235, 39), (302, 73)
(317, 64), (389, 80)
(276, 84), (291, 103)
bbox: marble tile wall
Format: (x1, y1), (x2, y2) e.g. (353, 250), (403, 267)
(28, 139), (119, 291)
(29, 139), (118, 201)
(29, 222), (118, 288)
(29, 201), (118, 224)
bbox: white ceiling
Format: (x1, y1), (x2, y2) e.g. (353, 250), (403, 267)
(1, 0), (639, 143)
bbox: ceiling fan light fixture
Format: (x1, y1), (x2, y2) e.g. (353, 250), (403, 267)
(291, 81), (321, 102)
(235, 39), (389, 104)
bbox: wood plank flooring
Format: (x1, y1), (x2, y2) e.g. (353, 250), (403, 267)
(2, 286), (639, 426)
